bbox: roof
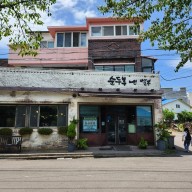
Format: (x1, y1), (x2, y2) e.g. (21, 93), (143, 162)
(162, 98), (192, 108)
(47, 17), (143, 38)
(162, 99), (177, 105)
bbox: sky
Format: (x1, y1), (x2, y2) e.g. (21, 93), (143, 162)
(0, 0), (192, 93)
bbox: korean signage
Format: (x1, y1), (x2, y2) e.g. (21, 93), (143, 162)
(108, 76), (151, 86)
(83, 117), (97, 132)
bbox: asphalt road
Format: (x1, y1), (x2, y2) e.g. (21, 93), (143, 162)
(0, 156), (192, 192)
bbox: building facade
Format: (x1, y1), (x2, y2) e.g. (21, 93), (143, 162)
(162, 99), (192, 120)
(0, 18), (163, 149)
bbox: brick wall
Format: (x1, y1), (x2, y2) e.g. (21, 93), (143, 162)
(88, 39), (141, 71)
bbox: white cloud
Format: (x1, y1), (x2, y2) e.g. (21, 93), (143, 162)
(52, 0), (98, 23)
(52, 0), (78, 10)
(72, 9), (97, 23)
(0, 0), (102, 53)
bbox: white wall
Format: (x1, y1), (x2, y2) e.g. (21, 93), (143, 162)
(0, 67), (160, 91)
(163, 100), (191, 119)
(0, 90), (162, 148)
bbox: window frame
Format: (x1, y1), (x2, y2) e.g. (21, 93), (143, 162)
(95, 64), (135, 72)
(90, 25), (140, 37)
(56, 32), (87, 48)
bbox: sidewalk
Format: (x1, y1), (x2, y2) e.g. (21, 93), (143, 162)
(0, 131), (189, 160)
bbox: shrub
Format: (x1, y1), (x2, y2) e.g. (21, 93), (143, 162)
(67, 118), (78, 143)
(163, 109), (175, 126)
(19, 127), (33, 135)
(57, 126), (67, 135)
(38, 128), (53, 135)
(178, 124), (184, 132)
(76, 138), (88, 150)
(138, 137), (148, 149)
(0, 128), (12, 136)
(154, 121), (171, 141)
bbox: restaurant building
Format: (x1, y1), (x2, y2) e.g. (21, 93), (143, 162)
(0, 18), (163, 148)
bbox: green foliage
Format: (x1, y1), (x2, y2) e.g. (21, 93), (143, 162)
(38, 128), (53, 135)
(178, 124), (184, 132)
(177, 111), (192, 123)
(67, 118), (78, 143)
(138, 137), (148, 149)
(163, 109), (175, 125)
(57, 126), (68, 135)
(0, 128), (12, 136)
(0, 0), (56, 56)
(76, 138), (88, 150)
(19, 127), (33, 135)
(99, 0), (192, 71)
(154, 121), (172, 141)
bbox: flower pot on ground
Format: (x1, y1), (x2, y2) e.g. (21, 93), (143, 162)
(66, 118), (78, 152)
(168, 135), (175, 149)
(157, 139), (168, 151)
(76, 138), (88, 150)
(138, 137), (148, 149)
(155, 121), (172, 151)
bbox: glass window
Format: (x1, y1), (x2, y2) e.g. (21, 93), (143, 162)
(79, 106), (100, 133)
(40, 41), (47, 48)
(142, 58), (153, 67)
(80, 33), (87, 47)
(15, 106), (26, 128)
(91, 27), (101, 36)
(57, 105), (67, 127)
(73, 32), (79, 47)
(122, 26), (127, 35)
(103, 26), (114, 36)
(65, 33), (71, 47)
(39, 106), (57, 127)
(136, 106), (153, 132)
(114, 65), (124, 71)
(103, 66), (114, 71)
(129, 25), (140, 35)
(125, 65), (135, 72)
(115, 26), (127, 35)
(48, 41), (54, 48)
(0, 106), (15, 127)
(57, 33), (64, 47)
(30, 106), (39, 127)
(95, 66), (104, 71)
(143, 67), (152, 73)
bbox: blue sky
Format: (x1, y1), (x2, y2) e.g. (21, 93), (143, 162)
(0, 0), (191, 93)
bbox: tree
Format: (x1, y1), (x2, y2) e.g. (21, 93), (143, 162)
(177, 111), (192, 123)
(163, 109), (175, 126)
(0, 0), (56, 56)
(99, 0), (192, 71)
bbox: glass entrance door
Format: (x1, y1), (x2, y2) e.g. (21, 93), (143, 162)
(107, 114), (116, 144)
(118, 115), (126, 144)
(106, 114), (127, 145)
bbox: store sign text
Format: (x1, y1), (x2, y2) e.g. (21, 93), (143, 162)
(108, 76), (151, 86)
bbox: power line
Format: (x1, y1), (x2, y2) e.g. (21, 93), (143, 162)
(160, 74), (192, 81)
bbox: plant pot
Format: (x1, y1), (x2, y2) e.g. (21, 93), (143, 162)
(67, 143), (76, 152)
(168, 135), (175, 149)
(157, 139), (168, 151)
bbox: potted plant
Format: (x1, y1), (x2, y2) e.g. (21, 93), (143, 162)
(76, 138), (88, 150)
(67, 118), (78, 152)
(19, 127), (33, 136)
(138, 137), (148, 149)
(155, 121), (172, 150)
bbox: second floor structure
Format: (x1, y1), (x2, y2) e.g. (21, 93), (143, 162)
(9, 17), (155, 73)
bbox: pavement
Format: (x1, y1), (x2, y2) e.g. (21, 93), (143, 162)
(0, 131), (190, 160)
